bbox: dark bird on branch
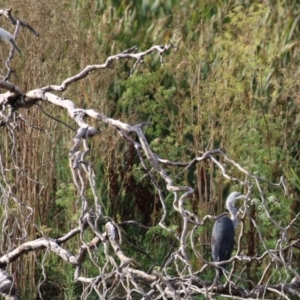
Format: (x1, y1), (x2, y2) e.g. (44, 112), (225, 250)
(211, 191), (246, 276)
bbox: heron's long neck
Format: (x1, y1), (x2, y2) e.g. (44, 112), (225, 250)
(228, 204), (239, 229)
(230, 212), (239, 229)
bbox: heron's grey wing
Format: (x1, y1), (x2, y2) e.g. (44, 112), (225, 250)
(218, 217), (235, 262)
(219, 235), (234, 261)
(211, 217), (235, 262)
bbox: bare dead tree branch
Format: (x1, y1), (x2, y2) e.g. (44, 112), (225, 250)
(0, 9), (297, 300)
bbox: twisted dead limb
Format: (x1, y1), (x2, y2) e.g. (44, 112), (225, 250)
(0, 8), (297, 299)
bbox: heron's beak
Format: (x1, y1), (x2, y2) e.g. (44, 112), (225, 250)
(236, 195), (247, 200)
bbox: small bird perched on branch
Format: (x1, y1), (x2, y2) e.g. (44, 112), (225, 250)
(0, 27), (21, 54)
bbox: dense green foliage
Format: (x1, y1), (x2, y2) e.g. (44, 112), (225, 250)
(1, 0), (300, 298)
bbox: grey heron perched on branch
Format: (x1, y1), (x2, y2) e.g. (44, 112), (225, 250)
(211, 191), (246, 276)
(0, 27), (21, 54)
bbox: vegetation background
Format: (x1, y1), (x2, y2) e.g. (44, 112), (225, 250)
(1, 0), (300, 298)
